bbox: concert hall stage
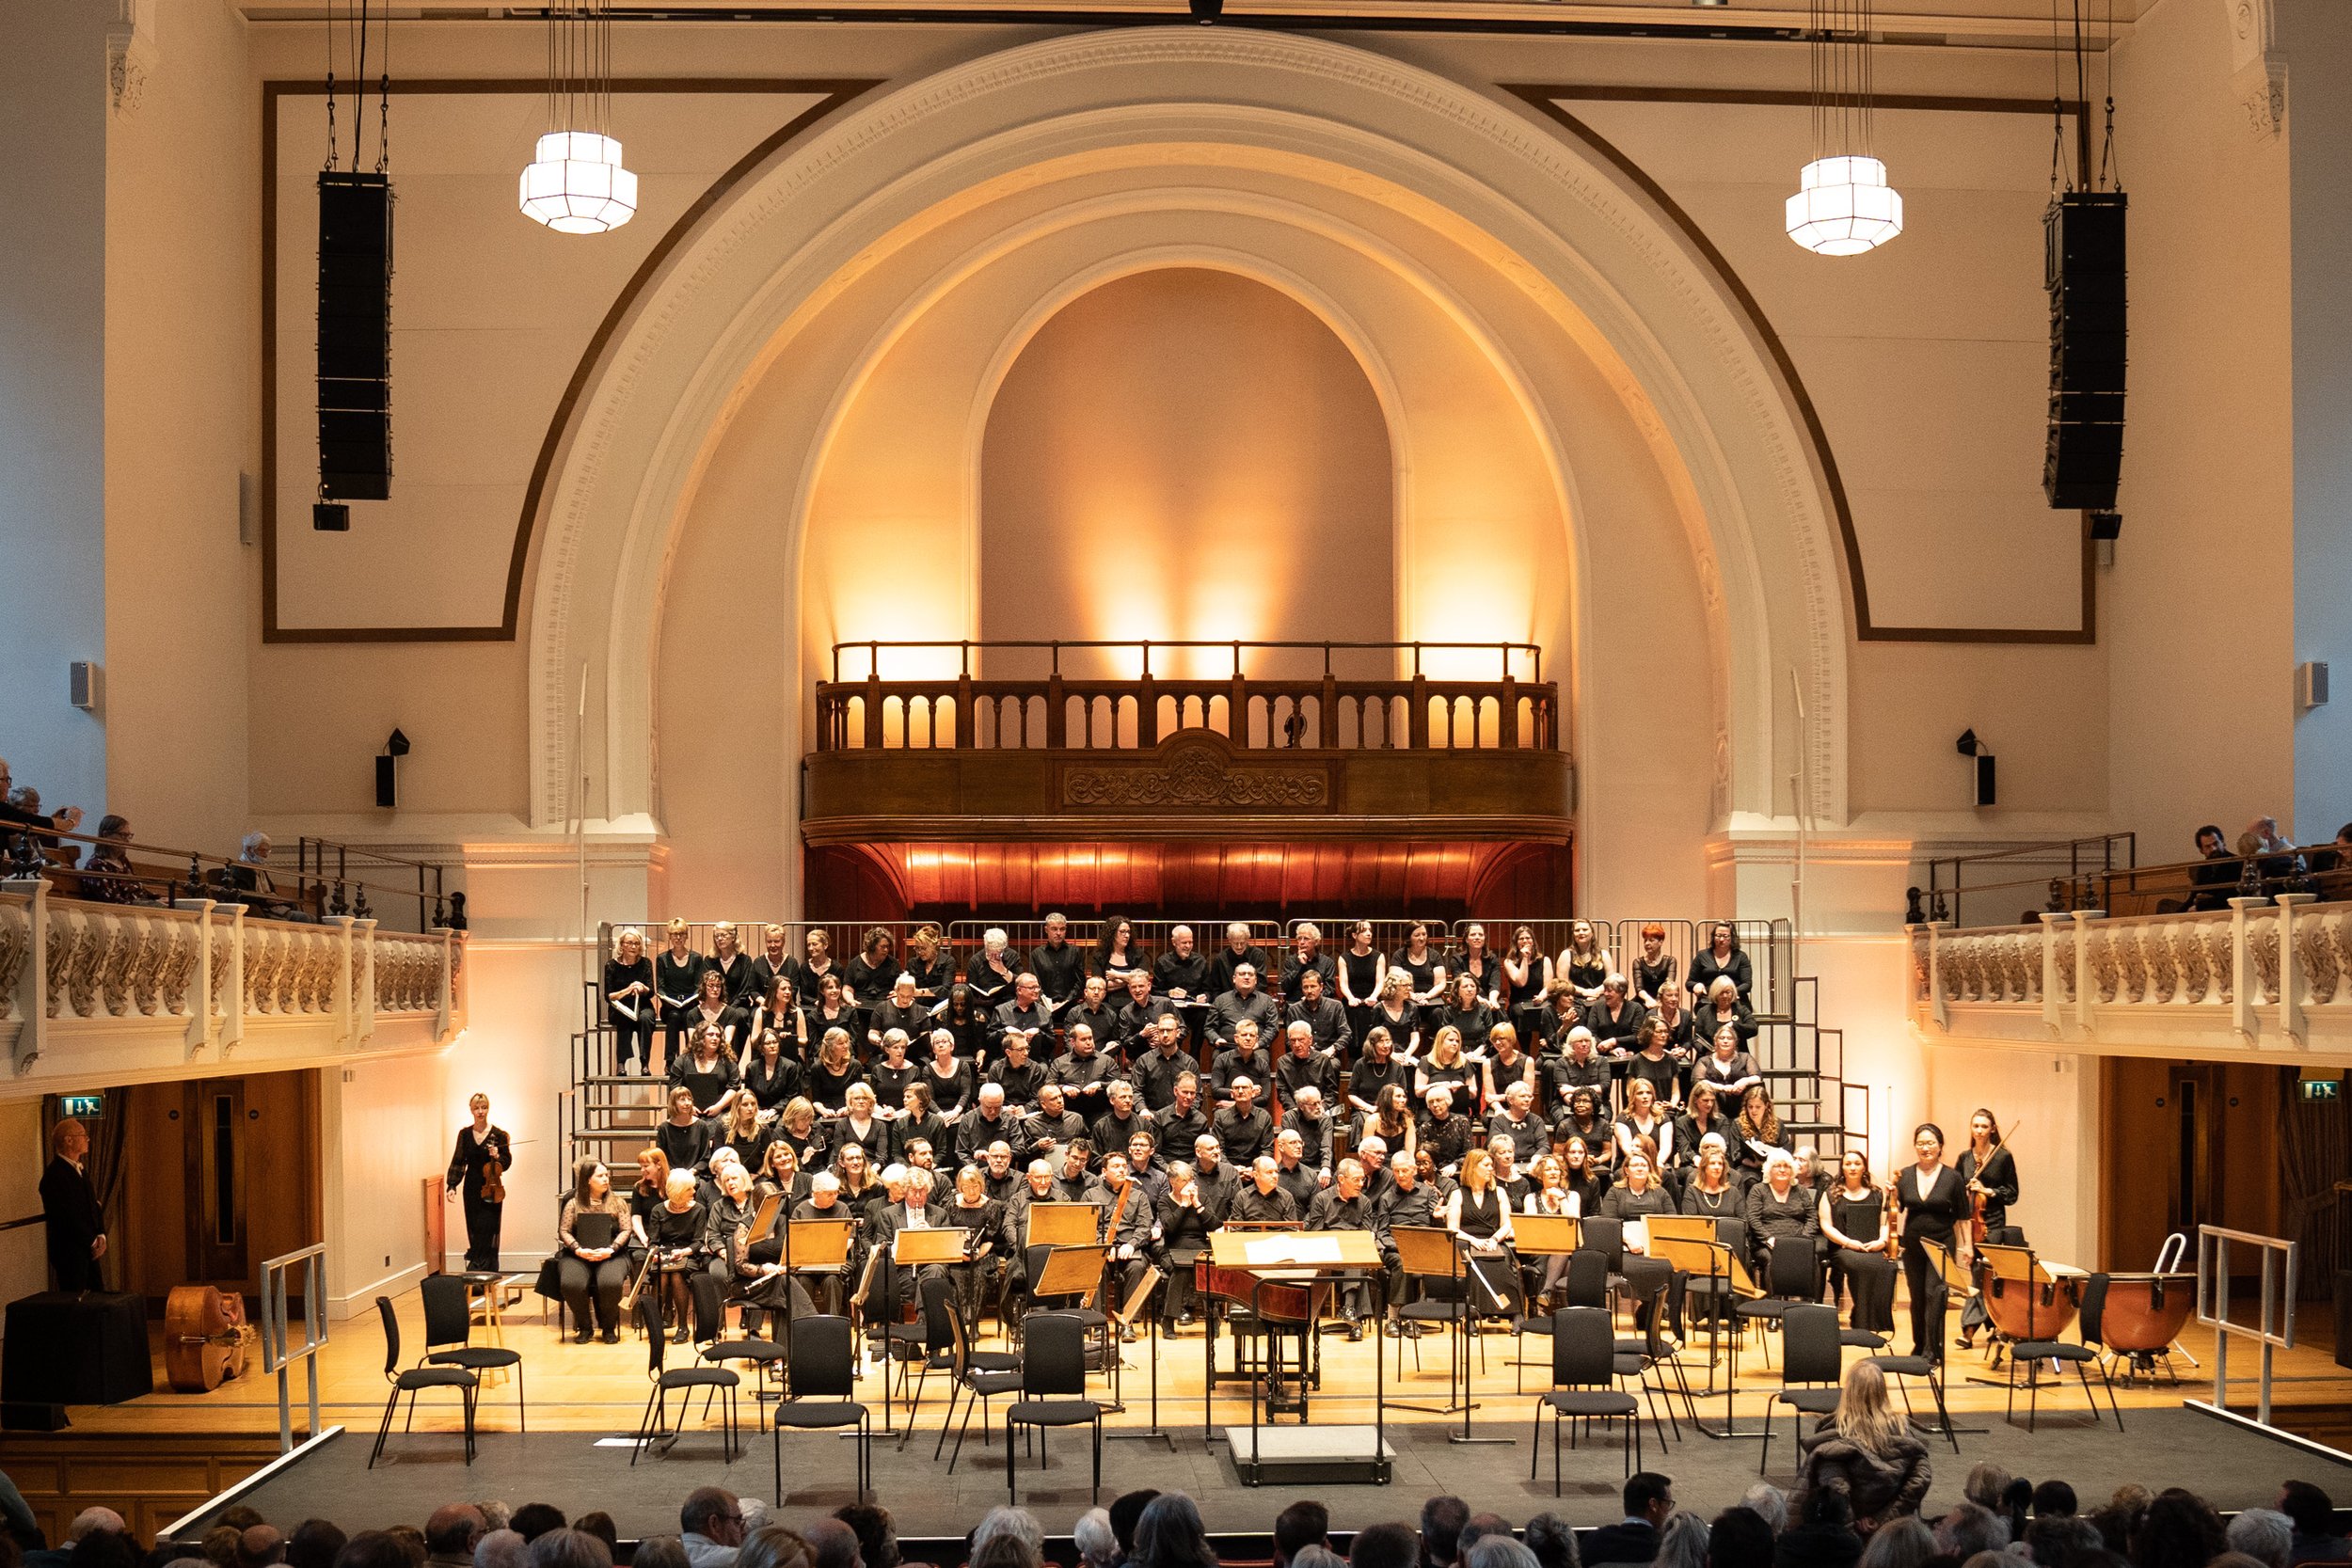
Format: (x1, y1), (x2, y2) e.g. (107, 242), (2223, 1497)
(182, 1408), (2352, 1543)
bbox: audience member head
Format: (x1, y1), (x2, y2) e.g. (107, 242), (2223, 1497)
(288, 1524), (346, 1568)
(334, 1535), (417, 1568)
(383, 1532), (423, 1568)
(1460, 1543), (1535, 1568)
(2022, 1517), (2106, 1568)
(1736, 1485), (1786, 1537)
(73, 1534), (141, 1568)
(1454, 1518), (1509, 1558)
(802, 1522), (860, 1568)
(2280, 1482), (2340, 1540)
(1347, 1527), (1418, 1568)
(71, 1514), (130, 1548)
(970, 1543), (1036, 1568)
(2225, 1510), (2293, 1568)
(1934, 1503), (2007, 1558)
(424, 1510), (486, 1561)
(505, 1512), (564, 1547)
(1705, 1510), (1772, 1568)
(1273, 1503), (1328, 1567)
(1652, 1513), (1708, 1568)
(736, 1528), (812, 1568)
(969, 1512), (1043, 1566)
(829, 1510), (898, 1568)
(2127, 1491), (2224, 1568)
(1625, 1474), (1675, 1530)
(205, 1529), (242, 1568)
(1418, 1497), (1470, 1568)
(1131, 1495), (1215, 1568)
(1290, 1552), (1345, 1568)
(1518, 1516), (1576, 1568)
(238, 1531), (288, 1568)
(681, 1492), (744, 1548)
(628, 1543), (687, 1568)
(2032, 1481), (2078, 1518)
(1108, 1495), (1160, 1560)
(1962, 1463), (2012, 1513)
(1854, 1519), (1933, 1568)
(567, 1524), (613, 1558)
(469, 1538), (523, 1568)
(521, 1535), (607, 1568)
(1073, 1513), (1118, 1568)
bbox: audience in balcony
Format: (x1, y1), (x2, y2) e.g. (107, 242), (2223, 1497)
(79, 815), (158, 905)
(0, 756), (85, 862)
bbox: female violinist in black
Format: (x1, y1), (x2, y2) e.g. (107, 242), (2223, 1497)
(1955, 1107), (2019, 1348)
(1895, 1122), (1969, 1363)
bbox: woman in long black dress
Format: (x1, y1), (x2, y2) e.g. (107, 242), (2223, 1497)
(654, 920), (707, 1068)
(741, 1030), (802, 1117)
(669, 1023), (741, 1119)
(1337, 921), (1385, 1060)
(1454, 924), (1505, 1008)
(1348, 1028), (1413, 1117)
(1895, 1122), (1969, 1363)
(444, 1093), (512, 1273)
(1446, 1148), (1518, 1319)
(1820, 1150), (1898, 1336)
(1438, 972), (1496, 1057)
(1392, 922), (1450, 1029)
(922, 1029), (977, 1118)
(1095, 917), (1152, 995)
(1630, 922), (1678, 1008)
(846, 926), (900, 1006)
(603, 927), (657, 1077)
(1954, 1107), (2019, 1348)
(804, 1027), (864, 1121)
(903, 925), (955, 1005)
(1687, 923), (1753, 1008)
(803, 974), (865, 1063)
(1502, 926), (1553, 1043)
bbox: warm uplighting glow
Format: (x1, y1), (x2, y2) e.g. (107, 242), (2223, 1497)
(519, 131), (638, 234)
(1785, 155), (1903, 256)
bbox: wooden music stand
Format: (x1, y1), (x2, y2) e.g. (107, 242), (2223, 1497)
(1389, 1225), (1478, 1423)
(787, 1216), (856, 1274)
(1513, 1213), (1581, 1257)
(748, 1193), (784, 1245)
(893, 1227), (967, 1267)
(1646, 1213), (1719, 1248)
(1034, 1243), (1111, 1307)
(1026, 1202), (1103, 1247)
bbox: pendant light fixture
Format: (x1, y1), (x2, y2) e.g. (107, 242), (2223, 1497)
(1786, 0), (1901, 255)
(519, 2), (635, 234)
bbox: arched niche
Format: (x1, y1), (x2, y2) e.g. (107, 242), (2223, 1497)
(526, 29), (1854, 912)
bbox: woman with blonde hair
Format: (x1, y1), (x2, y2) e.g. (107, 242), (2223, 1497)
(1555, 920), (1611, 1005)
(903, 924), (952, 1003)
(1416, 1024), (1478, 1112)
(1793, 1358), (1931, 1536)
(1445, 1146), (1519, 1318)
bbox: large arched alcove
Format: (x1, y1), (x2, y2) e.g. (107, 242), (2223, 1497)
(523, 28), (1856, 915)
(978, 267), (1396, 666)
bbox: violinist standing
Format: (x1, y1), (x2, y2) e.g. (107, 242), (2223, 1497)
(1954, 1108), (2019, 1350)
(446, 1093), (512, 1273)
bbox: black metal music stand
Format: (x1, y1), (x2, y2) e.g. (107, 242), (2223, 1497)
(1389, 1226), (1477, 1420)
(1654, 1234), (1767, 1440)
(1107, 1264), (1175, 1449)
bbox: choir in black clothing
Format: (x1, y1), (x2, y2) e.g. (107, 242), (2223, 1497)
(574, 915), (2011, 1367)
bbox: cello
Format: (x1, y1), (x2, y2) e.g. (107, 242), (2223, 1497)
(164, 1284), (252, 1393)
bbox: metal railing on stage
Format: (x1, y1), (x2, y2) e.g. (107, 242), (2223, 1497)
(262, 1243), (329, 1455)
(2189, 1224), (2296, 1432)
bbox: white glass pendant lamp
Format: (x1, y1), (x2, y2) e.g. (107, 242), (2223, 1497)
(1788, 0), (1902, 255)
(520, 4), (634, 234)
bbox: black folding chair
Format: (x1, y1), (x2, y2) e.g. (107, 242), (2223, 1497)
(2010, 1272), (2124, 1433)
(1533, 1307), (1643, 1491)
(418, 1274), (524, 1432)
(631, 1294), (739, 1464)
(772, 1314), (872, 1502)
(1004, 1311), (1104, 1505)
(1515, 1248), (1608, 1393)
(1760, 1304), (1843, 1475)
(370, 1295), (477, 1468)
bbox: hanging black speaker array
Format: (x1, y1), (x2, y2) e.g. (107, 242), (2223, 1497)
(317, 169), (393, 502)
(2042, 190), (2126, 510)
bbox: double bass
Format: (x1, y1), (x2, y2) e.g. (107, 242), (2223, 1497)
(164, 1284), (252, 1393)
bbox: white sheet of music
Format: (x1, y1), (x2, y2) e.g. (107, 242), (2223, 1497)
(1243, 1234), (1343, 1265)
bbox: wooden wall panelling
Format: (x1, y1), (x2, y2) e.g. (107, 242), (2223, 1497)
(0, 1433), (285, 1544)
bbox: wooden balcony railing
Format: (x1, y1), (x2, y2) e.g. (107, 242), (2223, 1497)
(815, 640), (1559, 753)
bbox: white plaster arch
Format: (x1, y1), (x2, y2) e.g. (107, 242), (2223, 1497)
(528, 26), (1853, 850)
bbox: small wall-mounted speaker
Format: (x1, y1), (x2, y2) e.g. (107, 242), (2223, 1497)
(374, 754), (398, 810)
(1974, 753), (1997, 807)
(2298, 660), (2330, 711)
(69, 662), (103, 714)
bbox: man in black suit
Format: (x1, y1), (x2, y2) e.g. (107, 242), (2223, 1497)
(1583, 1473), (1676, 1567)
(40, 1118), (106, 1291)
(867, 1166), (954, 1319)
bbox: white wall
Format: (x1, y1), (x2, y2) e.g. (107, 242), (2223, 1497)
(2282, 1), (2352, 843)
(0, 2), (110, 824)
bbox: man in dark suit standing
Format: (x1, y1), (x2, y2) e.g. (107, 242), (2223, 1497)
(1583, 1473), (1675, 1566)
(40, 1118), (105, 1292)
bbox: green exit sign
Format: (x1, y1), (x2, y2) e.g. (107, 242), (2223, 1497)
(2302, 1080), (2340, 1102)
(58, 1093), (103, 1119)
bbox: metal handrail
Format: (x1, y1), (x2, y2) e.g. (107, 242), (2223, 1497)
(3, 821), (453, 931)
(2190, 1224), (2296, 1429)
(829, 638), (1544, 684)
(261, 1243), (329, 1455)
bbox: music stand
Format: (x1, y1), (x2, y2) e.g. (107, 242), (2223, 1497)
(1513, 1213), (1581, 1257)
(1654, 1234), (1767, 1439)
(1106, 1264), (1174, 1449)
(1034, 1243), (1110, 1306)
(1206, 1229), (1386, 1481)
(1646, 1214), (1718, 1249)
(1026, 1202), (1103, 1248)
(1390, 1226), (1476, 1421)
(893, 1228), (967, 1267)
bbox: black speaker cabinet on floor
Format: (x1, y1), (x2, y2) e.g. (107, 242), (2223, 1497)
(1, 1291), (154, 1406)
(2043, 191), (2127, 510)
(318, 170), (393, 502)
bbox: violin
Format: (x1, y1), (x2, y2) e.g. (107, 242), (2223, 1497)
(1966, 1117), (2017, 1245)
(483, 1147), (507, 1204)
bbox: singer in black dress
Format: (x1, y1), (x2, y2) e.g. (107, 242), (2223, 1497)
(445, 1094), (513, 1273)
(603, 927), (658, 1076)
(1895, 1122), (1968, 1363)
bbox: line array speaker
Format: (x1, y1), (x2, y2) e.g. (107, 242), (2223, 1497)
(317, 170), (393, 502)
(2043, 191), (2126, 510)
